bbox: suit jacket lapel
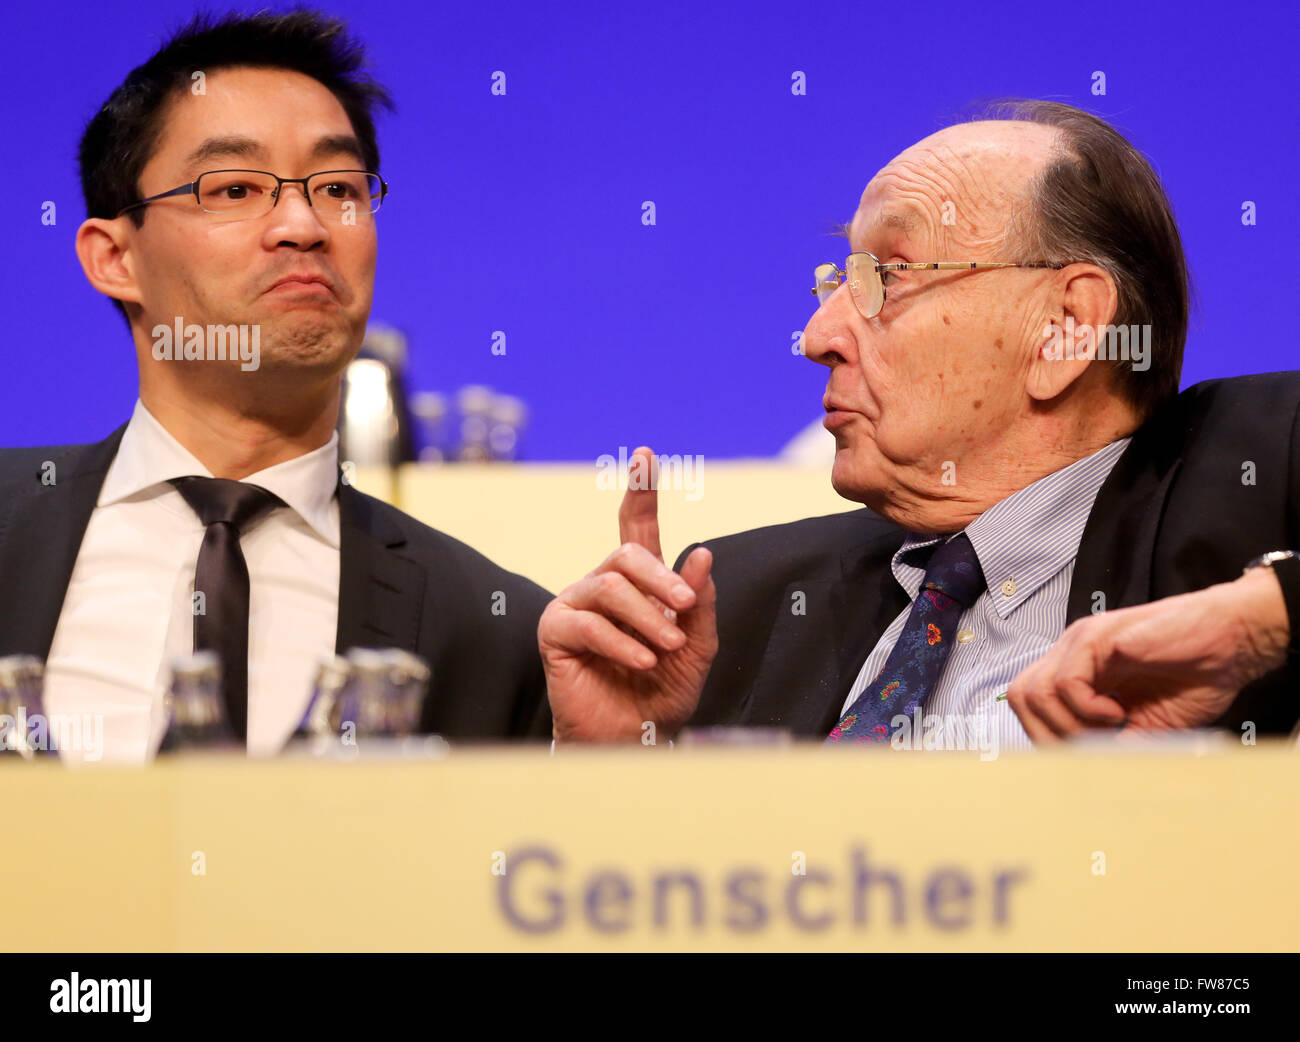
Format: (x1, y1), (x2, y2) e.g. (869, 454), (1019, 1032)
(831, 539), (911, 726)
(0, 425), (127, 658)
(740, 578), (842, 732)
(1068, 402), (1185, 623)
(334, 478), (426, 654)
(741, 524), (908, 735)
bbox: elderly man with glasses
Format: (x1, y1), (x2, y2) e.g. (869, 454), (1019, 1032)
(539, 101), (1300, 749)
(0, 11), (552, 760)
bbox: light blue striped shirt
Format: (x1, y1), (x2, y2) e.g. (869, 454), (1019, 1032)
(840, 436), (1132, 752)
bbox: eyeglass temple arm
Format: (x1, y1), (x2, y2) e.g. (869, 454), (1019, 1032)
(878, 261), (1063, 272)
(117, 182), (198, 216)
(811, 259), (1063, 294)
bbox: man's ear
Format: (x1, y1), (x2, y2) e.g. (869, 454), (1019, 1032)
(1026, 262), (1118, 402)
(75, 217), (143, 308)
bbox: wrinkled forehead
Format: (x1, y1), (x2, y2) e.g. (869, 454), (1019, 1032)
(848, 183), (934, 256)
(847, 161), (952, 257)
(847, 123), (1057, 256)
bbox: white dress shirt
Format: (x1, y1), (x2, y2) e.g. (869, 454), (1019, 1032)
(43, 400), (341, 763)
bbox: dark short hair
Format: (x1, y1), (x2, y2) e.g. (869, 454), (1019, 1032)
(78, 8), (394, 323)
(966, 100), (1190, 420)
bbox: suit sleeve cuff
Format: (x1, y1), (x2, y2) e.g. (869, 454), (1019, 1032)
(1273, 553), (1300, 658)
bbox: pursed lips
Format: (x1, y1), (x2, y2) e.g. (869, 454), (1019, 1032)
(824, 391), (882, 430)
(823, 397), (856, 432)
(267, 272), (335, 294)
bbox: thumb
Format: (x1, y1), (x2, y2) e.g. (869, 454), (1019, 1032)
(677, 546), (717, 640)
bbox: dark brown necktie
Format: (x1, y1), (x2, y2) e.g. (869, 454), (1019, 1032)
(170, 477), (284, 742)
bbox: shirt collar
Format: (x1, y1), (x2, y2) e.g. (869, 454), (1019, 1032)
(98, 399), (341, 548)
(891, 436), (1132, 617)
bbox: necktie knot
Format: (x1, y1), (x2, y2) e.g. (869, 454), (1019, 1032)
(170, 476), (283, 531)
(918, 531), (984, 610)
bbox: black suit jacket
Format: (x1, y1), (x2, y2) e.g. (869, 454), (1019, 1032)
(677, 373), (1300, 738)
(0, 424), (552, 740)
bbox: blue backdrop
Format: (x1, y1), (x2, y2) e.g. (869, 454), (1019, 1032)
(4, 0), (1295, 458)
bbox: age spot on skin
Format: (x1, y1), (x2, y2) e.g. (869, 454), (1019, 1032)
(973, 400), (983, 410)
(995, 337), (1003, 349)
(942, 314), (951, 326)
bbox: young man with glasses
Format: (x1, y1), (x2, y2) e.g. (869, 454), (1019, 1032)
(0, 11), (551, 760)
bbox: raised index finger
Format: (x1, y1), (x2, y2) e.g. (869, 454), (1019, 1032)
(618, 445), (663, 562)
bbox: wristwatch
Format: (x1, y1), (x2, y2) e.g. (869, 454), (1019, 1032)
(1243, 550), (1300, 657)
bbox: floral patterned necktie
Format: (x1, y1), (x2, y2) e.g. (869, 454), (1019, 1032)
(827, 531), (985, 744)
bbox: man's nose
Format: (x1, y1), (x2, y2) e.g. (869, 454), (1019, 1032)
(264, 184), (329, 248)
(802, 282), (859, 369)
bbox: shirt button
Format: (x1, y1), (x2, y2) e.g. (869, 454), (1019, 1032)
(957, 629), (975, 644)
(1001, 579), (1017, 597)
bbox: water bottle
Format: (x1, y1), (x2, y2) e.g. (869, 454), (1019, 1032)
(378, 649), (431, 737)
(158, 651), (236, 752)
(0, 655), (46, 759)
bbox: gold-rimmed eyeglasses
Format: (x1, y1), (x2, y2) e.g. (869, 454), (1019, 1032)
(812, 251), (1066, 319)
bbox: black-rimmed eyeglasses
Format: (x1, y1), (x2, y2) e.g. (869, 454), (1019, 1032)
(116, 169), (389, 222)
